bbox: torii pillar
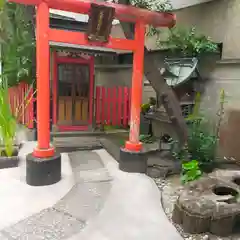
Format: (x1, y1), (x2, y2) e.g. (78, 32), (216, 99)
(9, 0), (175, 185)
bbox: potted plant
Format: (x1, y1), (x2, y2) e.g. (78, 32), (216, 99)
(0, 82), (19, 168)
(158, 26), (219, 57)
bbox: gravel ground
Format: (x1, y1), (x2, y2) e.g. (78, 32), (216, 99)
(154, 176), (240, 240)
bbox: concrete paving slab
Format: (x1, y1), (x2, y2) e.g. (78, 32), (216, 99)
(3, 208), (85, 240)
(74, 168), (113, 183)
(54, 181), (111, 222)
(0, 232), (10, 239)
(68, 151), (104, 171)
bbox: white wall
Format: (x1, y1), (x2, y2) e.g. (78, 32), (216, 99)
(171, 0), (215, 9)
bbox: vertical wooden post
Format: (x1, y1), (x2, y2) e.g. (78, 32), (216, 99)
(52, 51), (58, 126)
(125, 21), (145, 152)
(33, 2), (54, 158)
(88, 56), (94, 127)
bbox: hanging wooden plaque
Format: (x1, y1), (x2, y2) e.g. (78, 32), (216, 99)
(87, 3), (115, 43)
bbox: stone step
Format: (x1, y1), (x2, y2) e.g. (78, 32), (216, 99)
(51, 131), (104, 138)
(53, 136), (102, 151)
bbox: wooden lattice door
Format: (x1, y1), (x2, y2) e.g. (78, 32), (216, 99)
(57, 63), (90, 126)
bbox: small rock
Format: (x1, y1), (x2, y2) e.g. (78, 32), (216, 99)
(202, 235), (209, 240)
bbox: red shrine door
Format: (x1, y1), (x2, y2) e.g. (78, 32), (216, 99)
(53, 55), (94, 131)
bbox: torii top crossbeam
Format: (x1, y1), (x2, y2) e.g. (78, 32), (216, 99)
(9, 0), (176, 159)
(11, 0), (176, 27)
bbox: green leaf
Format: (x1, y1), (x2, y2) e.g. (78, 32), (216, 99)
(0, 82), (17, 156)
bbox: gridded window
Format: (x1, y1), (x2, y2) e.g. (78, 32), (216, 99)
(181, 104), (194, 118)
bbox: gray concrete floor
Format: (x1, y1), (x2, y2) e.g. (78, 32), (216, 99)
(0, 141), (182, 240)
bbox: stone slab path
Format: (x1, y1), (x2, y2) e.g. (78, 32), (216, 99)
(0, 144), (183, 240)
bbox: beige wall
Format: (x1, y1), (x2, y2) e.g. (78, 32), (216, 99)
(94, 67), (131, 87)
(200, 61), (240, 118)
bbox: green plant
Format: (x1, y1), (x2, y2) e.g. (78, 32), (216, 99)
(170, 141), (188, 161)
(119, 138), (125, 147)
(141, 97), (157, 114)
(181, 160), (202, 184)
(141, 103), (151, 114)
(0, 1), (35, 87)
(104, 125), (122, 131)
(139, 134), (155, 143)
(0, 81), (17, 157)
(159, 26), (218, 57)
(129, 0), (172, 11)
(187, 118), (218, 164)
(149, 97), (157, 106)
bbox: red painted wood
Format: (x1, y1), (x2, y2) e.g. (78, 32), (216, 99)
(28, 86), (34, 129)
(8, 83), (34, 129)
(101, 87), (106, 124)
(52, 51), (58, 125)
(58, 125), (88, 132)
(56, 56), (90, 64)
(34, 2), (51, 152)
(117, 87), (122, 126)
(10, 0), (176, 28)
(112, 87), (117, 126)
(128, 88), (132, 124)
(107, 88), (111, 125)
(25, 84), (28, 127)
(94, 86), (132, 127)
(16, 86), (20, 122)
(21, 83), (25, 124)
(88, 56), (94, 126)
(123, 87), (128, 127)
(95, 86), (101, 125)
(49, 29), (137, 52)
(126, 22), (145, 151)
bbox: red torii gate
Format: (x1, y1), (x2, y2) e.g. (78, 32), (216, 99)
(9, 0), (176, 185)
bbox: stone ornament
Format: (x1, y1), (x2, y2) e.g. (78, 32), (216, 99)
(172, 171), (240, 236)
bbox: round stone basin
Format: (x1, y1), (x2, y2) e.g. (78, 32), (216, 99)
(213, 186), (238, 197)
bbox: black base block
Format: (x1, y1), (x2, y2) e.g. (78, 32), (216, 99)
(26, 153), (61, 186)
(119, 148), (147, 173)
